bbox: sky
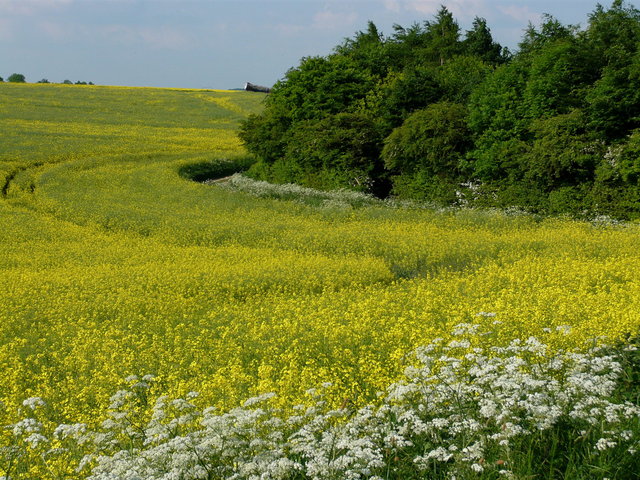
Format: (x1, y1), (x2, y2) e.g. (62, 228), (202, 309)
(0, 0), (631, 90)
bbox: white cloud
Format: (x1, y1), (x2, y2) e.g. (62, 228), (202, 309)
(384, 0), (488, 21)
(272, 8), (358, 37)
(273, 22), (305, 36)
(383, 0), (401, 12)
(403, 0), (441, 15)
(498, 5), (542, 24)
(312, 9), (358, 30)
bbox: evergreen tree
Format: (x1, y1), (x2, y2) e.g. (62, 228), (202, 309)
(424, 6), (462, 65)
(463, 17), (507, 65)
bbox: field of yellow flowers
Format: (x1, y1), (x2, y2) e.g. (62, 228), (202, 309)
(1, 83), (640, 477)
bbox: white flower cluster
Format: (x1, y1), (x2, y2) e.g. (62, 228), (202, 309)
(79, 326), (639, 480)
(210, 173), (441, 211)
(210, 173), (380, 209)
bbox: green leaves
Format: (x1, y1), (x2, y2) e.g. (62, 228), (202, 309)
(239, 1), (640, 218)
(383, 102), (469, 176)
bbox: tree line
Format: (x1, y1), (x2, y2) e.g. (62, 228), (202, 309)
(0, 73), (94, 85)
(240, 0), (640, 219)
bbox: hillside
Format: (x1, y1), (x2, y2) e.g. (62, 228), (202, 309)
(1, 82), (639, 479)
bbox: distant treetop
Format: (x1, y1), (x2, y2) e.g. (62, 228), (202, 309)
(8, 73), (26, 83)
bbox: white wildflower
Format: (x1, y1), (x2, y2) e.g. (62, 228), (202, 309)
(12, 417), (42, 436)
(426, 447), (453, 462)
(54, 423), (87, 440)
(243, 392), (276, 407)
(595, 437), (617, 451)
(22, 397), (46, 410)
(25, 433), (48, 448)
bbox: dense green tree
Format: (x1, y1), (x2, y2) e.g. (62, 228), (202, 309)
(334, 21), (390, 78)
(424, 6), (463, 65)
(386, 22), (432, 68)
(588, 130), (640, 219)
(467, 57), (531, 180)
(8, 73), (26, 83)
(239, 103), (292, 165)
(586, 53), (640, 139)
(522, 110), (601, 191)
(382, 102), (470, 201)
(582, 1), (640, 139)
(618, 130), (640, 185)
(436, 55), (492, 104)
(241, 53), (377, 179)
(518, 14), (575, 55)
(271, 55), (374, 123)
(463, 17), (508, 65)
(239, 1), (640, 218)
(273, 112), (387, 194)
(521, 38), (595, 119)
(585, 0), (640, 60)
(376, 65), (442, 128)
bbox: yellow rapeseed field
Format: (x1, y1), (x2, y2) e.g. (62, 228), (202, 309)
(1, 83), (640, 477)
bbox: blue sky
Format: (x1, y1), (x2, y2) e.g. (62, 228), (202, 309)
(0, 0), (629, 89)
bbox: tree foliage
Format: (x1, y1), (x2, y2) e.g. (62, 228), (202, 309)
(240, 1), (640, 218)
(8, 73), (26, 83)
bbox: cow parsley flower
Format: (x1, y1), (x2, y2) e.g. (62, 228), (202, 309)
(22, 396), (46, 410)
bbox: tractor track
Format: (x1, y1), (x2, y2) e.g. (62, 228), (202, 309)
(1, 162), (43, 198)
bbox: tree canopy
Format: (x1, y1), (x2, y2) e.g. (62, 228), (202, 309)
(7, 73), (26, 83)
(240, 1), (640, 219)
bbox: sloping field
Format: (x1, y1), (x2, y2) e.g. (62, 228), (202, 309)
(1, 84), (640, 475)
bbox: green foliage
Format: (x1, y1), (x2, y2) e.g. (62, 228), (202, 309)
(238, 103), (291, 164)
(467, 58), (531, 180)
(586, 49), (640, 139)
(334, 21), (390, 78)
(383, 102), (469, 202)
(178, 155), (255, 182)
(423, 6), (463, 66)
(383, 102), (469, 176)
(518, 14), (575, 55)
(7, 73), (26, 83)
(240, 1), (640, 218)
(522, 110), (601, 191)
(376, 66), (443, 128)
(436, 55), (492, 104)
(521, 39), (593, 118)
(463, 17), (508, 65)
(253, 112), (388, 195)
(586, 0), (640, 60)
(272, 55), (374, 123)
(619, 130), (640, 185)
